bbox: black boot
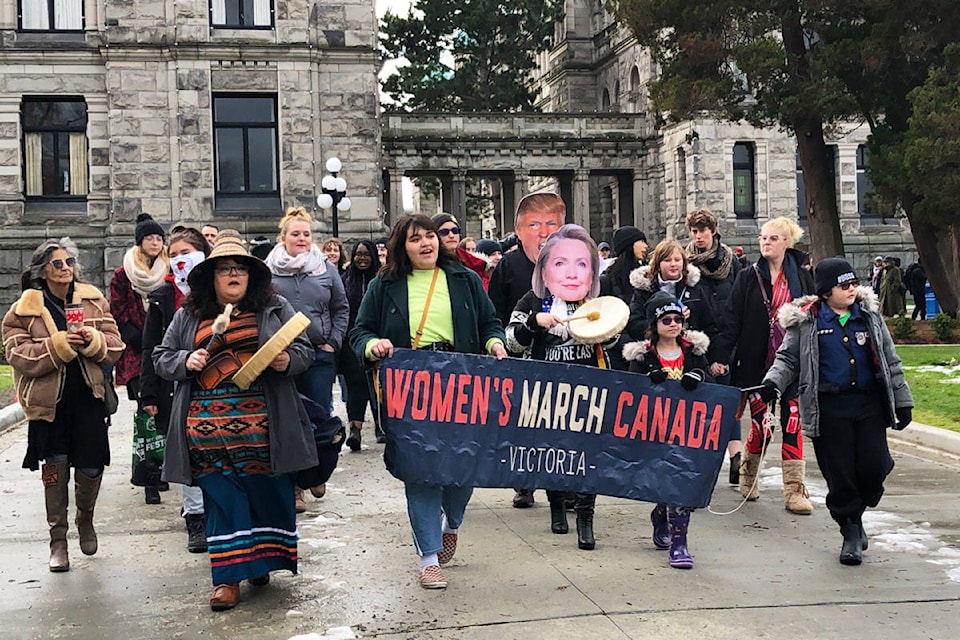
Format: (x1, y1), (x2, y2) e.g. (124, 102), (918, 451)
(729, 452), (741, 485)
(547, 491), (568, 534)
(856, 512), (868, 551)
(144, 485), (161, 504)
(185, 514), (208, 553)
(839, 522), (863, 566)
(575, 494), (595, 550)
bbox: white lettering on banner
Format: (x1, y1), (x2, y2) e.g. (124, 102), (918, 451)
(517, 380), (607, 433)
(506, 446), (589, 476)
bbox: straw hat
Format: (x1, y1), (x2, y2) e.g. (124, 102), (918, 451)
(188, 228), (271, 289)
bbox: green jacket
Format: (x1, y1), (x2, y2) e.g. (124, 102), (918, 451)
(349, 264), (505, 361)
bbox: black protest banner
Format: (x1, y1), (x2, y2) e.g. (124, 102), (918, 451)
(378, 349), (740, 508)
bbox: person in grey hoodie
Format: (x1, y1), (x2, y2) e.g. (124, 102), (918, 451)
(759, 257), (913, 567)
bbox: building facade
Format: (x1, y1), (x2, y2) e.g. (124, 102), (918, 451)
(533, 0), (915, 272)
(0, 0), (381, 304)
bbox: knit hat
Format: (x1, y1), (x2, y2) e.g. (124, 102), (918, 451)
(734, 247), (744, 256)
(188, 228), (271, 289)
(432, 212), (459, 229)
(135, 213), (165, 245)
(815, 256), (858, 296)
(645, 290), (684, 326)
(612, 226), (647, 256)
(249, 236), (274, 261)
(598, 241), (611, 251)
(475, 239), (501, 256)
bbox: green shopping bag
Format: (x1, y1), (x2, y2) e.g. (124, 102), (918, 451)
(131, 411), (165, 486)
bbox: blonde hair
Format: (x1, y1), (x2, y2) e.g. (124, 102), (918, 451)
(763, 216), (803, 247)
(277, 206), (313, 240)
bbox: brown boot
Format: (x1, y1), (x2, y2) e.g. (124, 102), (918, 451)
(781, 459), (813, 515)
(294, 486), (307, 513)
(75, 471), (103, 555)
(738, 449), (760, 501)
(42, 462), (70, 572)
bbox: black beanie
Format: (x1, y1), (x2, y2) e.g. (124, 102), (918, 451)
(135, 213), (165, 245)
(612, 226), (647, 256)
(475, 239), (501, 256)
(815, 256), (857, 296)
(432, 212), (459, 229)
(645, 290), (684, 326)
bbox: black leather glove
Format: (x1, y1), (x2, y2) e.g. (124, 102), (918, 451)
(680, 369), (704, 391)
(758, 381), (779, 404)
(648, 368), (667, 384)
(894, 407), (912, 431)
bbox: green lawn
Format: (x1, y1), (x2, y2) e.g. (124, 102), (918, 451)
(0, 364), (12, 391)
(897, 345), (960, 433)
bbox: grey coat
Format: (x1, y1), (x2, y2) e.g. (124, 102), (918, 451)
(154, 295), (319, 485)
(271, 264), (350, 352)
(762, 286), (913, 438)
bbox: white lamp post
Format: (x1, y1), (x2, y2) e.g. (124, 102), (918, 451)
(316, 156), (351, 236)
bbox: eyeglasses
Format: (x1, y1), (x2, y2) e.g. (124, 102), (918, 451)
(758, 234), (783, 243)
(437, 227), (461, 237)
(215, 264), (249, 276)
(48, 257), (76, 270)
(659, 316), (683, 326)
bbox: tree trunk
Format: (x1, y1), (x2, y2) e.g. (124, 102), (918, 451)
(908, 215), (960, 317)
(794, 119), (846, 263)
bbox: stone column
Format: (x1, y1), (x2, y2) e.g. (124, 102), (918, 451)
(451, 170), (467, 222)
(633, 166), (648, 234)
(441, 175), (452, 213)
(573, 168), (590, 230)
(386, 168), (404, 229)
(503, 168), (529, 234)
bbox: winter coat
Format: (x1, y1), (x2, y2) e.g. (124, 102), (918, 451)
(690, 245), (741, 337)
(349, 263), (505, 361)
(710, 249), (816, 387)
(904, 263), (926, 298)
(622, 263), (717, 349)
(762, 286), (913, 438)
(488, 249), (536, 328)
(139, 281), (178, 435)
(2, 284), (124, 422)
(621, 330), (713, 379)
(506, 291), (617, 365)
(154, 295), (318, 485)
(879, 265), (904, 317)
(599, 255), (641, 305)
(271, 264), (350, 352)
(109, 266), (150, 386)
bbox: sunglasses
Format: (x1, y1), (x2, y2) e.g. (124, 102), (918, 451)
(437, 227), (461, 237)
(836, 281), (858, 291)
(659, 315), (683, 326)
(49, 257), (77, 270)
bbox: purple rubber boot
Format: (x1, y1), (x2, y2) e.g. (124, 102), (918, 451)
(668, 510), (693, 569)
(650, 504), (670, 550)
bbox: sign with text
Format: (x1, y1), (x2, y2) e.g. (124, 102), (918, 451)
(378, 349), (741, 508)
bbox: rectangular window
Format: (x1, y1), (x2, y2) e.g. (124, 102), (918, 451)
(22, 98), (88, 198)
(733, 142), (755, 219)
(19, 0), (83, 31)
(210, 0), (273, 28)
(213, 95), (278, 197)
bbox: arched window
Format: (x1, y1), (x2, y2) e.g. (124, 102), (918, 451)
(613, 81), (620, 112)
(629, 66), (641, 112)
(601, 88), (611, 111)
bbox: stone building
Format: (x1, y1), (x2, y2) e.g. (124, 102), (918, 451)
(0, 0), (381, 305)
(532, 0), (915, 271)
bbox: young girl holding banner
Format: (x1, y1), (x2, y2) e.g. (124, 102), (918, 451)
(506, 224), (618, 551)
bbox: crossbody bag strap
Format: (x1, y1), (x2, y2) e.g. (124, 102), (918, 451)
(753, 265), (774, 326)
(411, 267), (441, 350)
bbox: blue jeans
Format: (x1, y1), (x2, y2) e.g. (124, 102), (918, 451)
(295, 348), (337, 418)
(404, 482), (473, 556)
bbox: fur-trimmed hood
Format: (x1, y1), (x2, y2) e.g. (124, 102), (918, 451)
(622, 329), (710, 362)
(628, 263), (701, 292)
(777, 285), (879, 328)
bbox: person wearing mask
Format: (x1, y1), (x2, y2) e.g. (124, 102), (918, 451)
(487, 191), (566, 508)
(140, 226), (210, 552)
(710, 216), (816, 514)
(3, 238), (124, 572)
(110, 213), (170, 504)
(349, 214), (506, 589)
(264, 207), (349, 510)
(340, 240), (384, 447)
(684, 208), (742, 484)
(761, 257), (912, 565)
(154, 230), (317, 611)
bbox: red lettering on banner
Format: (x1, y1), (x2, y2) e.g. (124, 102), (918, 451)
(705, 405), (723, 450)
(411, 370), (431, 421)
(614, 391), (633, 437)
(430, 373), (455, 422)
(688, 401), (707, 448)
(385, 369), (412, 418)
(651, 397), (671, 442)
(471, 375), (490, 424)
(630, 394), (649, 440)
(499, 378), (513, 426)
(668, 399), (686, 446)
(454, 374), (471, 423)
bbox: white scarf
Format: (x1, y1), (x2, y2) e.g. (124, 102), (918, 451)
(264, 243), (328, 276)
(170, 250), (205, 295)
(123, 246), (168, 306)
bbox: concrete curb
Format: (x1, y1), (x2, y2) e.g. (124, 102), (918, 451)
(0, 402), (25, 432)
(888, 420), (960, 458)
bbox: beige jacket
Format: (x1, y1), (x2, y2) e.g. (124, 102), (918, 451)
(2, 284), (125, 421)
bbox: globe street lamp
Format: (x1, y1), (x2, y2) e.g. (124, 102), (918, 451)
(316, 157), (351, 237)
